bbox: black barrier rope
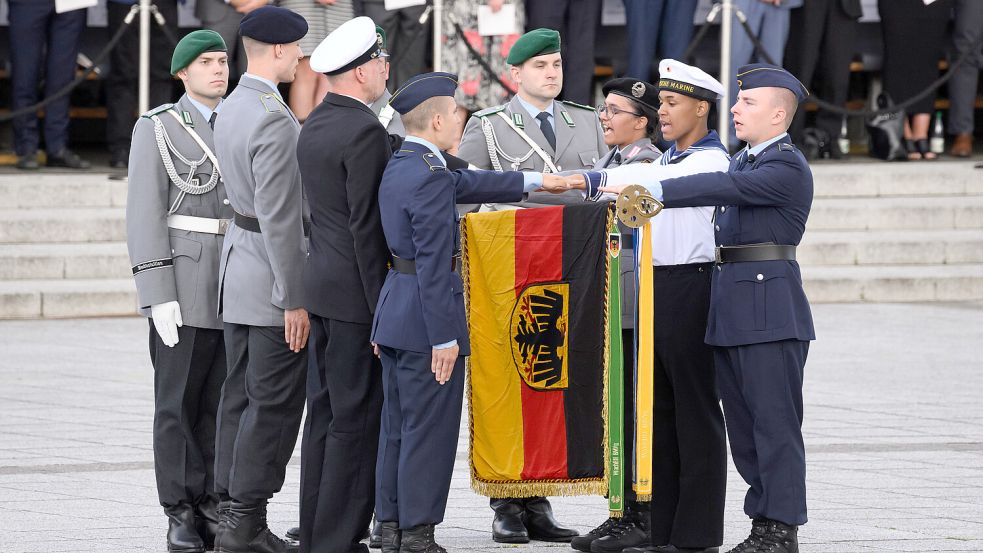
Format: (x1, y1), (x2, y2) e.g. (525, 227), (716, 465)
(682, 2), (983, 118)
(447, 12), (517, 95)
(0, 3), (178, 123)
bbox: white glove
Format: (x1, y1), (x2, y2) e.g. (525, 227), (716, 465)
(150, 301), (183, 347)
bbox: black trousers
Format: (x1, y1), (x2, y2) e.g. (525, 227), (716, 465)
(299, 316), (382, 553)
(376, 346), (465, 529)
(106, 0), (177, 154)
(647, 263), (726, 548)
(526, 0), (602, 105)
(785, 0), (859, 149)
(715, 339), (810, 527)
(215, 323), (307, 503)
(148, 320), (225, 509)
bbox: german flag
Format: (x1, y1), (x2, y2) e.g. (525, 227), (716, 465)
(463, 202), (613, 497)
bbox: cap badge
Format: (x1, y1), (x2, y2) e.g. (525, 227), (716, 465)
(631, 82), (645, 99)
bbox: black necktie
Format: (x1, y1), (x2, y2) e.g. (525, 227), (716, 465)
(536, 112), (556, 151)
(208, 112), (217, 130)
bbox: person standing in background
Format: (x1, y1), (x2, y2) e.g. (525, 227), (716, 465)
(195, 0), (270, 81)
(784, 0), (862, 159)
(878, 0), (953, 160)
(947, 0), (982, 157)
(278, 0), (355, 121)
(360, 0), (430, 91)
(7, 0), (90, 170)
(524, 0), (600, 105)
(622, 0), (697, 82)
(105, 0), (178, 169)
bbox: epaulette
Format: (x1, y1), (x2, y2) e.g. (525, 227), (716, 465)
(778, 142), (795, 152)
(260, 93), (283, 113)
(141, 103), (175, 118)
(559, 100), (596, 111)
(422, 152), (447, 172)
(474, 105), (506, 118)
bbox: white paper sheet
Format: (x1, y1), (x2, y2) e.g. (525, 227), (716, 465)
(477, 4), (519, 36)
(384, 0), (427, 10)
(55, 0), (98, 14)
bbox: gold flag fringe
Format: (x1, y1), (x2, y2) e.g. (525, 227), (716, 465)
(470, 477), (607, 499)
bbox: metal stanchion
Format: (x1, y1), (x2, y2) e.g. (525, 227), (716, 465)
(138, 0), (151, 115)
(433, 0), (443, 72)
(718, 0), (733, 144)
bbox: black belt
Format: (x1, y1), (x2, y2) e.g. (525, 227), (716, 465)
(391, 255), (461, 275)
(715, 244), (796, 264)
(234, 211), (311, 236)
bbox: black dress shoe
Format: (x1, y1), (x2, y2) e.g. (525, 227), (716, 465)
(589, 512), (648, 553)
(490, 498), (528, 543)
(755, 520), (797, 553)
(376, 521), (400, 553)
(570, 517), (619, 552)
(16, 154), (39, 170)
(627, 546), (720, 553)
(369, 519), (384, 548)
(724, 518), (769, 553)
(523, 497), (578, 542)
(398, 523), (445, 553)
(284, 526), (299, 542)
(110, 148), (129, 169)
(165, 503), (206, 553)
(215, 501), (298, 553)
(46, 149), (91, 169)
(196, 496), (221, 551)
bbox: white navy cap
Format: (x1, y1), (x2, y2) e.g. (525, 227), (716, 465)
(310, 16), (387, 75)
(657, 59), (725, 101)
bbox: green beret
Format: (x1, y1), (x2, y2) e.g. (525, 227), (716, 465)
(506, 28), (561, 66)
(376, 25), (387, 50)
(170, 30), (227, 75)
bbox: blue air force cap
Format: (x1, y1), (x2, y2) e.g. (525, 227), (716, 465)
(388, 72), (459, 115)
(239, 6), (308, 45)
(736, 63), (809, 103)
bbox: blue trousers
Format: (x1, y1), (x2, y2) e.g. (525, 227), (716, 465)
(714, 339), (809, 526)
(623, 0), (699, 81)
(7, 0), (86, 156)
(375, 346), (465, 529)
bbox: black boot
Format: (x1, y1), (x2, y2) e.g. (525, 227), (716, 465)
(165, 503), (206, 553)
(490, 498), (528, 543)
(284, 527), (300, 543)
(369, 519), (385, 548)
(523, 497), (579, 542)
(589, 510), (648, 553)
(626, 546), (720, 553)
(212, 500), (232, 552)
(398, 524), (444, 553)
(755, 520), (798, 553)
(196, 496), (221, 551)
(377, 521), (400, 553)
(216, 501), (299, 553)
(724, 518), (769, 553)
(570, 516), (620, 552)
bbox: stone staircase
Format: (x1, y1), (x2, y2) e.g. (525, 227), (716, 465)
(0, 161), (981, 318)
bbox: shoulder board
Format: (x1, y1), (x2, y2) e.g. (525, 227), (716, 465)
(559, 100), (596, 111)
(260, 94), (283, 113)
(422, 152), (447, 172)
(778, 142), (795, 152)
(474, 105), (506, 117)
(141, 103), (175, 118)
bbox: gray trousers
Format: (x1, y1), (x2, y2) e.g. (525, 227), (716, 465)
(949, 0), (983, 135)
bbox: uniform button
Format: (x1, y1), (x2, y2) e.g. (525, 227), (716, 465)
(716, 265), (721, 271)
(171, 248), (175, 255)
(720, 206), (726, 212)
(223, 199), (230, 205)
(698, 267), (704, 272)
(756, 273), (764, 281)
(715, 225), (720, 232)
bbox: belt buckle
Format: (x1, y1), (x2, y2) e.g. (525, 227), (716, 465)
(218, 218), (230, 235)
(714, 247), (723, 264)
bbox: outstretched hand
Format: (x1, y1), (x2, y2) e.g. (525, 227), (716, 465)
(599, 183), (630, 195)
(563, 174), (587, 190)
(538, 174), (573, 193)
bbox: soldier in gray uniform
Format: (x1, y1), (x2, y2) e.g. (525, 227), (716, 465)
(455, 27), (603, 545)
(368, 25), (406, 138)
(457, 28), (606, 211)
(211, 7), (309, 553)
(125, 30), (232, 553)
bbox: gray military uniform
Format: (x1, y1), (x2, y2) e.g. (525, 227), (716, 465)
(125, 93), (229, 512)
(371, 88), (405, 137)
(457, 94), (606, 207)
(212, 75), (308, 504)
(592, 138), (661, 329)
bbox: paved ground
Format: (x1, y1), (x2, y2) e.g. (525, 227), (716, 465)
(1, 302), (982, 552)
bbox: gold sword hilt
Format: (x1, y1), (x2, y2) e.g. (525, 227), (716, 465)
(615, 184), (664, 228)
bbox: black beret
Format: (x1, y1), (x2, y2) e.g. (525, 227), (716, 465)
(602, 78), (659, 112)
(239, 6), (308, 45)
